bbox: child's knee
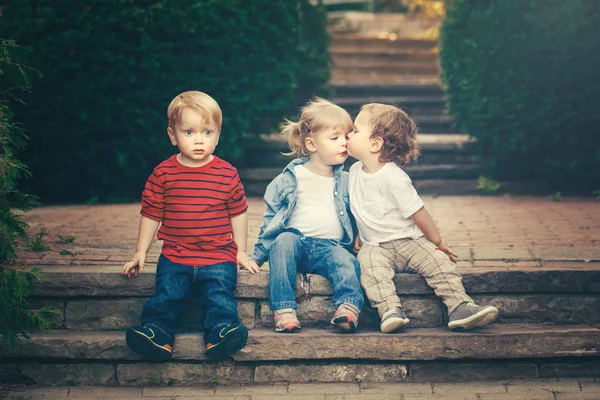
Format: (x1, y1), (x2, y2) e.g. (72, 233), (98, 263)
(269, 232), (301, 254)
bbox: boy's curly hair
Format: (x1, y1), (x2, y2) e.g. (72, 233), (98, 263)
(361, 103), (420, 166)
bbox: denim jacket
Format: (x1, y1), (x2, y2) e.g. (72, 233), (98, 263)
(251, 157), (356, 265)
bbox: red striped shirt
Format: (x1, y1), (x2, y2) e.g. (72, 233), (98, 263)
(141, 155), (248, 267)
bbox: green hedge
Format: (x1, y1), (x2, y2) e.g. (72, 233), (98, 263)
(0, 40), (36, 264)
(0, 0), (329, 203)
(440, 0), (600, 191)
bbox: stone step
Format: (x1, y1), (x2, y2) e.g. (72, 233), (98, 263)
(237, 133), (477, 169)
(238, 163), (484, 195)
(3, 326), (599, 386)
(331, 36), (438, 51)
(331, 82), (444, 98)
(32, 263), (600, 298)
(334, 94), (447, 116)
(4, 325), (599, 362)
(334, 63), (440, 77)
(331, 73), (440, 85)
(335, 95), (445, 108)
(25, 263), (600, 331)
(331, 48), (438, 63)
(332, 69), (440, 83)
(333, 57), (438, 70)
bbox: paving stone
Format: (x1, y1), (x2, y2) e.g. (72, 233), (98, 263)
(471, 294), (600, 325)
(254, 364), (407, 384)
(431, 382), (507, 394)
(531, 248), (600, 262)
(473, 261), (541, 268)
(461, 268), (600, 293)
(478, 394), (553, 400)
(117, 363), (252, 386)
(214, 384), (289, 395)
(0, 363), (25, 384)
(287, 383), (360, 394)
(66, 298), (144, 330)
(3, 387), (70, 399)
(401, 394), (478, 400)
(412, 363), (537, 381)
(142, 386), (216, 397)
(359, 383), (432, 394)
(505, 379), (581, 394)
(472, 247), (534, 261)
(19, 363), (116, 386)
(328, 395), (401, 400)
(252, 396), (324, 400)
(69, 387), (142, 397)
(556, 394), (600, 400)
(580, 381), (600, 392)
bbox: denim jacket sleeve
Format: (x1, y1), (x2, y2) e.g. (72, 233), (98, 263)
(251, 176), (283, 264)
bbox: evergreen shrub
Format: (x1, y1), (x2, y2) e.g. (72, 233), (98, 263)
(440, 0), (600, 190)
(0, 0), (330, 202)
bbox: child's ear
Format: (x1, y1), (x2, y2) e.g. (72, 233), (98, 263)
(370, 136), (384, 153)
(305, 137), (317, 153)
(167, 127), (177, 146)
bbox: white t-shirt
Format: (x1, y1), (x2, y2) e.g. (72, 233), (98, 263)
(349, 162), (424, 245)
(288, 165), (344, 241)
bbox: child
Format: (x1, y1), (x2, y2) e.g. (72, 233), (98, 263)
(346, 103), (498, 333)
(121, 91), (260, 361)
(252, 98), (364, 333)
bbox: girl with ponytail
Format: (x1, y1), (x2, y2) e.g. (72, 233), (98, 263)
(252, 98), (364, 334)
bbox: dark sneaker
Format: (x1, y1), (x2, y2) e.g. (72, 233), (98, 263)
(205, 323), (248, 361)
(448, 302), (499, 331)
(331, 302), (360, 333)
(126, 324), (173, 361)
(380, 307), (410, 333)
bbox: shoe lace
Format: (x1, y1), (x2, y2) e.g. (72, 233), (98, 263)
(464, 302), (479, 308)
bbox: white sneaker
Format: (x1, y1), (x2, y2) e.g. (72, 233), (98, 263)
(380, 307), (410, 333)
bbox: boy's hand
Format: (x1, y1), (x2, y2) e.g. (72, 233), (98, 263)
(354, 235), (363, 253)
(435, 239), (458, 263)
(237, 251), (260, 274)
(122, 252), (146, 278)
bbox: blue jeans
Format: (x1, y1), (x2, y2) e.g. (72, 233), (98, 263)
(268, 231), (364, 311)
(141, 255), (239, 342)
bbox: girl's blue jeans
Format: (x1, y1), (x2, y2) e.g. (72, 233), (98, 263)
(141, 255), (239, 342)
(268, 231), (364, 311)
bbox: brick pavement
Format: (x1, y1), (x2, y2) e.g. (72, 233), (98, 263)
(15, 196), (600, 268)
(3, 378), (600, 399)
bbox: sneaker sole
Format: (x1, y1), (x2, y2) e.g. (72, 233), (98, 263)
(205, 325), (249, 361)
(448, 306), (499, 331)
(331, 316), (358, 333)
(381, 317), (410, 333)
(126, 328), (172, 361)
(275, 325), (301, 333)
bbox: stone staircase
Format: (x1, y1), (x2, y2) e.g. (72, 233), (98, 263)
(237, 19), (487, 196)
(2, 262), (600, 386)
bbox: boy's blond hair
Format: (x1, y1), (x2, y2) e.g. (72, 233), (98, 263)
(282, 98), (353, 157)
(167, 91), (222, 131)
(361, 103), (421, 166)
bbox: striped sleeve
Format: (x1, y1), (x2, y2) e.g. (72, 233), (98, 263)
(227, 171), (248, 217)
(140, 170), (165, 222)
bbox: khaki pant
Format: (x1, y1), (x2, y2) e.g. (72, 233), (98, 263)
(357, 236), (472, 318)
